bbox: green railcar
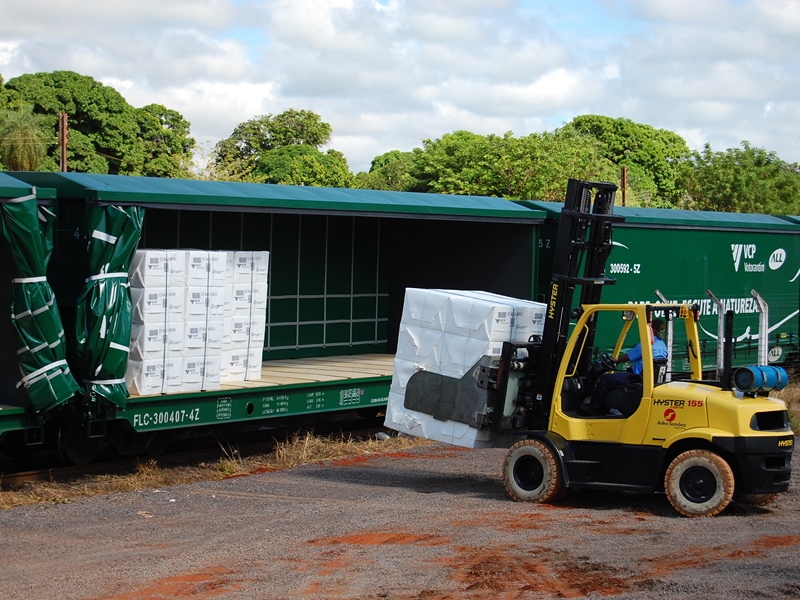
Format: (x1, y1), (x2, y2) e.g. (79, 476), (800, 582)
(524, 201), (800, 372)
(0, 172), (543, 464)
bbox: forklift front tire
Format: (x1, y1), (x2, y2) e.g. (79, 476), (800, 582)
(735, 492), (780, 507)
(503, 439), (564, 503)
(664, 449), (734, 517)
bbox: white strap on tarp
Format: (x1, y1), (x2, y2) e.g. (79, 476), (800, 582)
(12, 296), (55, 320)
(87, 272), (128, 282)
(18, 340), (48, 355)
(92, 229), (118, 244)
(2, 192), (36, 204)
(85, 378), (125, 385)
(31, 302), (55, 317)
(109, 341), (130, 353)
(12, 276), (47, 283)
(16, 359), (69, 389)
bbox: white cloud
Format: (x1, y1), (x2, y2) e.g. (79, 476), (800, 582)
(1, 0), (798, 173)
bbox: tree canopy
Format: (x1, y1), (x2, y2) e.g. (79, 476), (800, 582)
(680, 142), (800, 214)
(570, 115), (691, 207)
(360, 127), (618, 201)
(0, 71), (195, 176)
(257, 145), (354, 187)
(3, 69), (800, 214)
(213, 109), (333, 181)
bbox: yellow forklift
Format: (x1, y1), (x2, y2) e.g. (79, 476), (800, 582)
(402, 179), (794, 516)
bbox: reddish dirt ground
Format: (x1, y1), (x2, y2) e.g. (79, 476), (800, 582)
(1, 442), (798, 600)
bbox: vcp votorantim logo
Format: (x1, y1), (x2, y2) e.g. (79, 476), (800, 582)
(731, 243), (781, 273)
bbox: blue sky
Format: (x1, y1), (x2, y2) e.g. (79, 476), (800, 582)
(1, 0), (798, 173)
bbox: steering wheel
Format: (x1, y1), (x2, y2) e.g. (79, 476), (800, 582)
(597, 352), (616, 371)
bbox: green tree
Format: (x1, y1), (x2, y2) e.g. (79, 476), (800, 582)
(5, 71), (139, 174)
(570, 115), (691, 206)
(0, 105), (50, 170)
(411, 130), (497, 195)
(508, 126), (618, 201)
(258, 144), (355, 187)
(2, 71), (194, 177)
(680, 142), (800, 214)
(136, 104), (195, 178)
(407, 127), (616, 200)
(268, 109), (332, 148)
(355, 150), (419, 191)
(214, 109), (333, 178)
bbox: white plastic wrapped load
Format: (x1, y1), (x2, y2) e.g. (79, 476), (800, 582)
(184, 285), (226, 319)
(442, 289), (546, 343)
(384, 288), (535, 448)
(220, 347), (262, 383)
(230, 250), (270, 285)
(129, 249), (186, 289)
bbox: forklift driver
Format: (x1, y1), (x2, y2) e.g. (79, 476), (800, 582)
(583, 319), (668, 416)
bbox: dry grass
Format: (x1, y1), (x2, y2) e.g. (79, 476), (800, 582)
(3, 385), (799, 511)
(0, 432), (431, 511)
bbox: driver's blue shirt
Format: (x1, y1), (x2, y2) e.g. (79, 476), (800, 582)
(626, 337), (668, 374)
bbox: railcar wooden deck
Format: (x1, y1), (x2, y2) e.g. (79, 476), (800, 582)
(121, 354), (396, 432)
(220, 354), (396, 389)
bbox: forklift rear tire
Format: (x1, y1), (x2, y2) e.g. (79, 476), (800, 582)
(503, 439), (564, 503)
(664, 449), (734, 517)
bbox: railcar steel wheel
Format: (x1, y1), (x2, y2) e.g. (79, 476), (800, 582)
(502, 439), (564, 503)
(57, 420), (106, 466)
(664, 449), (734, 517)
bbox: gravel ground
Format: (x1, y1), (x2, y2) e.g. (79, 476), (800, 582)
(1, 440), (798, 600)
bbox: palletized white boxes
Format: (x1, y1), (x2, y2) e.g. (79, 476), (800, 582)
(219, 251), (269, 384)
(129, 322), (184, 360)
(228, 250), (270, 283)
(125, 356), (183, 396)
(129, 249), (187, 288)
(182, 355), (222, 392)
(126, 249), (269, 394)
(384, 288), (546, 449)
(185, 250), (226, 286)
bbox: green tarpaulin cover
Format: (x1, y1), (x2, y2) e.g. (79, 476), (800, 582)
(0, 192), (79, 412)
(73, 204), (143, 410)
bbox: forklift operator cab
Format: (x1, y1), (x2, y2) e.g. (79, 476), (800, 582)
(555, 305), (696, 423)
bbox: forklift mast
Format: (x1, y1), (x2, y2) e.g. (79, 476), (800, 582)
(528, 179), (622, 426)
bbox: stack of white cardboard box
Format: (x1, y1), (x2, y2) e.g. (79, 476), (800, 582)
(125, 249), (269, 395)
(383, 288), (546, 448)
(222, 251), (269, 383)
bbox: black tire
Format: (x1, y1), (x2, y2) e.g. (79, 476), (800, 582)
(735, 493), (780, 507)
(502, 439), (564, 503)
(664, 449), (734, 517)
